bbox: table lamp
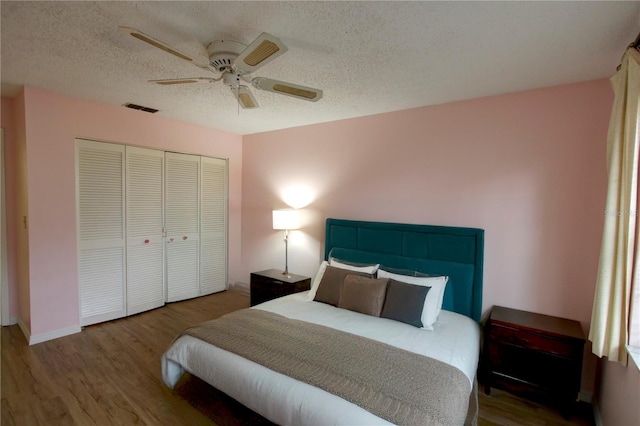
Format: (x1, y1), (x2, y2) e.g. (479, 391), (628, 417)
(272, 209), (300, 277)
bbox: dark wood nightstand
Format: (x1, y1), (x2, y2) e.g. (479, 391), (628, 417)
(483, 306), (585, 417)
(250, 269), (311, 306)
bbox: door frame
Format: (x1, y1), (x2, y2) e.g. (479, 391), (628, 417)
(1, 129), (10, 326)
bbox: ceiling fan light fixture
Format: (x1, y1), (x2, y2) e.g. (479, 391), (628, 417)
(207, 39), (246, 72)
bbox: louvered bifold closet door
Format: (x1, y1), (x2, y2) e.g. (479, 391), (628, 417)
(200, 157), (227, 295)
(126, 146), (165, 316)
(76, 140), (126, 326)
(165, 152), (200, 302)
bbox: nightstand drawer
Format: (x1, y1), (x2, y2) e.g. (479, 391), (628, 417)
(487, 341), (577, 391)
(489, 324), (580, 358)
(251, 275), (287, 288)
(250, 269), (311, 306)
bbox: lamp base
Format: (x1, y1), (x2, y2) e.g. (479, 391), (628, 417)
(281, 230), (291, 279)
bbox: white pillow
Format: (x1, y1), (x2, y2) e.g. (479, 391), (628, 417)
(307, 261), (329, 300)
(307, 259), (380, 301)
(329, 258), (379, 274)
(376, 269), (448, 330)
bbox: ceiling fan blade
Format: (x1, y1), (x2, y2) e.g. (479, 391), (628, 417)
(231, 85), (259, 109)
(233, 33), (288, 74)
(252, 77), (323, 102)
(119, 26), (210, 70)
(149, 77), (221, 85)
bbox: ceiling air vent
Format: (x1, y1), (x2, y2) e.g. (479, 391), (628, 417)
(123, 102), (159, 113)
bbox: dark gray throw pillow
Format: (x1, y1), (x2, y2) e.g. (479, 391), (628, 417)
(314, 266), (372, 306)
(381, 278), (431, 327)
(338, 275), (389, 317)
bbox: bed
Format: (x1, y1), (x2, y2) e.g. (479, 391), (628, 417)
(162, 218), (485, 425)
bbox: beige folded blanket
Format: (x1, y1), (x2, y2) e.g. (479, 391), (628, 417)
(183, 308), (473, 425)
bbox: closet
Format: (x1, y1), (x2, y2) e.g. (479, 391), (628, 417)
(76, 139), (227, 326)
(126, 146), (165, 316)
(199, 156), (227, 295)
(165, 152), (200, 302)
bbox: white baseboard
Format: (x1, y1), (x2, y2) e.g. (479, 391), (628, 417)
(29, 324), (81, 345)
(3, 316), (18, 326)
(17, 317), (30, 342)
(229, 281), (249, 294)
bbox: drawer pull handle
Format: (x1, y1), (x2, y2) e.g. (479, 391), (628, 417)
(273, 280), (283, 285)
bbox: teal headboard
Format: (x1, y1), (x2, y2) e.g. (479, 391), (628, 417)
(324, 218), (484, 322)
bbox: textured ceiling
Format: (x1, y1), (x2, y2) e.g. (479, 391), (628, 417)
(1, 1), (639, 135)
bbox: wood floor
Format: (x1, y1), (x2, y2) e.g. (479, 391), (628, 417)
(1, 290), (595, 426)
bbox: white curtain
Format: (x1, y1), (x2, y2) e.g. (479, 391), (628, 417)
(589, 47), (640, 364)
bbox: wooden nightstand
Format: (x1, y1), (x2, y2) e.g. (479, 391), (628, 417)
(250, 269), (311, 306)
(483, 306), (585, 417)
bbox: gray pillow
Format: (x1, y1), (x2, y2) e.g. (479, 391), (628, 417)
(381, 278), (431, 327)
(338, 275), (389, 317)
(314, 266), (372, 306)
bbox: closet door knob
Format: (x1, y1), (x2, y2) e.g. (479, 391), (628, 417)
(183, 236), (188, 240)
(144, 239), (150, 244)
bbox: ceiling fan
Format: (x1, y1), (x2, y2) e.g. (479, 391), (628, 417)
(119, 26), (323, 109)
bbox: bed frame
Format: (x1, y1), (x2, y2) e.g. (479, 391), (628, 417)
(324, 218), (484, 322)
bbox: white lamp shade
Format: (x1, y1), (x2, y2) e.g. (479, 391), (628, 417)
(273, 209), (300, 230)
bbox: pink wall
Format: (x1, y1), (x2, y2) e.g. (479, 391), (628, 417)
(5, 86), (242, 336)
(242, 79), (613, 396)
(596, 360), (640, 425)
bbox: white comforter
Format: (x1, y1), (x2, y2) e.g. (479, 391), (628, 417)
(162, 292), (481, 425)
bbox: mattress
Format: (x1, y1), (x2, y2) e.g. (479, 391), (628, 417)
(162, 291), (481, 425)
